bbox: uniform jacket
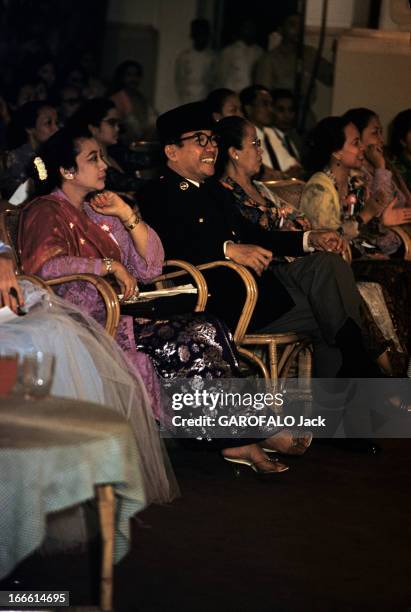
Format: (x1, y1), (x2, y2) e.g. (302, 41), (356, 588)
(138, 167), (306, 331)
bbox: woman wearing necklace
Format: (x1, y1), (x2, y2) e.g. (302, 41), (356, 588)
(213, 115), (310, 236)
(300, 116), (411, 371)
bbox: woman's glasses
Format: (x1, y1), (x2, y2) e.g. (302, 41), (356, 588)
(179, 132), (219, 147)
(251, 138), (262, 149)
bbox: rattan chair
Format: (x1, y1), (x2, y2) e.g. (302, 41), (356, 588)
(259, 178), (306, 209)
(390, 224), (411, 260)
(158, 259), (312, 380)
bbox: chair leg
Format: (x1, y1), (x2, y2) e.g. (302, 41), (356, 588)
(279, 342), (312, 379)
(238, 347), (270, 379)
(268, 340), (279, 380)
(96, 485), (115, 611)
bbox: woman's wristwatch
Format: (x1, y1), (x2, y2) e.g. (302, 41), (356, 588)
(123, 210), (141, 231)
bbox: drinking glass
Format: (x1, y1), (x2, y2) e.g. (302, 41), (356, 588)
(19, 352), (56, 399)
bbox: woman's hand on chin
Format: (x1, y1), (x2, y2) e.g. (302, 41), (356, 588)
(90, 190), (132, 220)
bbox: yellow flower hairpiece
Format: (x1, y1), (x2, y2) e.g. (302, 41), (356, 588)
(33, 156), (48, 181)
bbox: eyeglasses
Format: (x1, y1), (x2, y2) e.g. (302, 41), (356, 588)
(103, 118), (121, 127)
(179, 132), (219, 147)
(251, 138), (261, 148)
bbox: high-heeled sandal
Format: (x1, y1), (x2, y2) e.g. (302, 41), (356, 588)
(223, 456), (289, 477)
(262, 432), (313, 456)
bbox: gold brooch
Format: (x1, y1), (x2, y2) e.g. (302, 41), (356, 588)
(179, 181), (189, 191)
(33, 156), (48, 181)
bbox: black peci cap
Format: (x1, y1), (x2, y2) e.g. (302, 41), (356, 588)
(156, 101), (213, 145)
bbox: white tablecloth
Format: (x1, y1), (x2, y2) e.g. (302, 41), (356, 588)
(0, 396), (146, 579)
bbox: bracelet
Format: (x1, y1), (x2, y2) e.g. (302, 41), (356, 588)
(123, 210), (136, 225)
(102, 257), (114, 274)
(125, 213), (141, 231)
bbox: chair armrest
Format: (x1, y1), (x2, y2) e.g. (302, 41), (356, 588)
(45, 274), (120, 337)
(151, 259), (209, 312)
(196, 260), (258, 344)
(389, 225), (411, 261)
(150, 258), (258, 343)
(17, 273), (54, 294)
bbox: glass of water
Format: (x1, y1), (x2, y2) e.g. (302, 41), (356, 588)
(20, 352), (56, 399)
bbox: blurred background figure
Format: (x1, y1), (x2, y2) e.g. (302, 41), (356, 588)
(0, 100), (58, 201)
(58, 85), (83, 125)
(216, 19), (263, 93)
(174, 18), (216, 105)
(206, 88), (244, 123)
(240, 85), (302, 178)
(69, 97), (145, 203)
(271, 88), (302, 161)
(254, 14), (333, 127)
(110, 60), (157, 144)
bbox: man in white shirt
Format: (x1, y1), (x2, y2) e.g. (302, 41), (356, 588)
(0, 241), (23, 313)
(240, 85), (302, 177)
(175, 19), (216, 105)
(217, 19), (263, 93)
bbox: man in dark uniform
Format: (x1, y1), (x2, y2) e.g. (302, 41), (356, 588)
(138, 102), (378, 380)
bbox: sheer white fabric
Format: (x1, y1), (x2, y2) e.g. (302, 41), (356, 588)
(0, 281), (179, 504)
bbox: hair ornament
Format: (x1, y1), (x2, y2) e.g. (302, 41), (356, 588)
(33, 156), (48, 181)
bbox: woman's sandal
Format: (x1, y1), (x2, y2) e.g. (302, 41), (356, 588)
(262, 432), (313, 456)
(223, 456), (289, 478)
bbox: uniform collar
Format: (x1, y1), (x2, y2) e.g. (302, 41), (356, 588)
(163, 166), (202, 188)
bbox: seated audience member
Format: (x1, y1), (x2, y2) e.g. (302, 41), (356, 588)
(110, 60), (157, 144)
(214, 115), (308, 231)
(0, 100), (58, 200)
(18, 125), (296, 475)
(0, 256), (177, 503)
(206, 88), (244, 123)
(271, 88), (302, 161)
(9, 77), (48, 110)
(138, 102), (386, 385)
(76, 50), (106, 99)
(388, 108), (411, 193)
(216, 19), (263, 93)
(174, 19), (216, 105)
(342, 108), (411, 221)
(69, 97), (144, 201)
(214, 115), (405, 374)
(35, 55), (57, 98)
(58, 84), (83, 124)
(300, 116), (411, 364)
(63, 64), (88, 96)
(240, 85), (302, 179)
